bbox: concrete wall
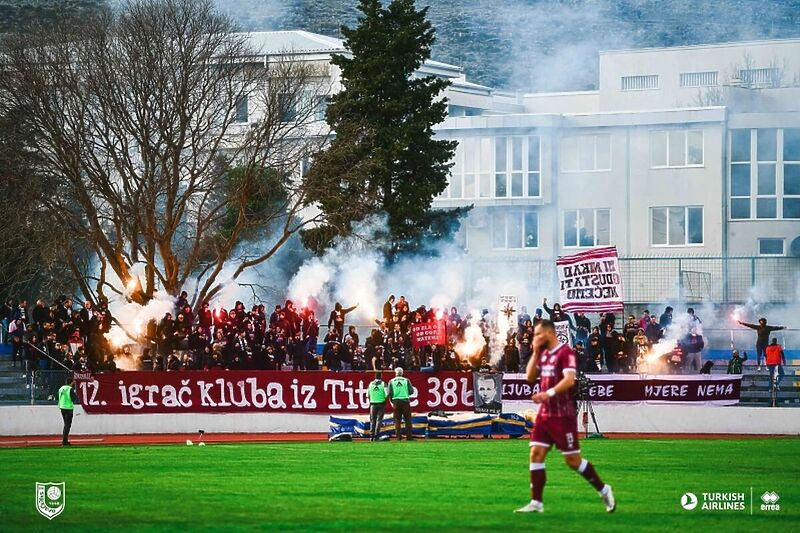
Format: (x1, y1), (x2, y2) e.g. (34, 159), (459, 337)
(598, 39), (800, 111)
(2, 404), (798, 437)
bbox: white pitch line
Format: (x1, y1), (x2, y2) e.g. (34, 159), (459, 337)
(0, 438), (105, 445)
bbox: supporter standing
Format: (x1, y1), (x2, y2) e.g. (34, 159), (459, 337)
(573, 312), (591, 347)
(327, 302), (358, 342)
(765, 338), (786, 395)
(387, 367), (414, 441)
(737, 318), (786, 370)
(658, 306), (673, 330)
(368, 372), (387, 441)
(727, 350), (747, 374)
(58, 377), (79, 446)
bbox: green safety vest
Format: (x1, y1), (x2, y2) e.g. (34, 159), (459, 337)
(390, 377), (410, 401)
(369, 380), (386, 404)
(58, 385), (74, 410)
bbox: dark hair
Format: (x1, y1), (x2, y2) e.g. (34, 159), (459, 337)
(536, 319), (555, 332)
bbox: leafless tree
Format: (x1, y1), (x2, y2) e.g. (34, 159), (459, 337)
(0, 0), (332, 308)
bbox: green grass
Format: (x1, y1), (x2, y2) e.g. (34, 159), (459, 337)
(1, 438), (798, 532)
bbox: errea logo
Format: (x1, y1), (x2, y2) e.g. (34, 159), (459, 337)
(760, 491), (780, 511)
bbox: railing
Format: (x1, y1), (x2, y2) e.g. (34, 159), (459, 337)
(467, 256), (800, 305)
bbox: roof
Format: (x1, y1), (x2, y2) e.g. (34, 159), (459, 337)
(235, 30), (346, 55)
(236, 30), (463, 74)
(600, 37), (800, 55)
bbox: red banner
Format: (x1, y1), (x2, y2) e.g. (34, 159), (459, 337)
(410, 321), (446, 348)
(75, 371), (475, 414)
(502, 374), (742, 405)
(73, 371), (743, 414)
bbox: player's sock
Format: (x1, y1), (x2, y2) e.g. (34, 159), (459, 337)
(530, 462), (546, 502)
(576, 458), (605, 492)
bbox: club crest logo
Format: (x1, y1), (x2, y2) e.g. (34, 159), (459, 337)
(35, 482), (65, 520)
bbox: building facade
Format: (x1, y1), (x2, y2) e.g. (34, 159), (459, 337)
(241, 32), (800, 303)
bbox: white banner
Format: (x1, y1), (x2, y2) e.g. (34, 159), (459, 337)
(556, 246), (624, 313)
(498, 295), (518, 336)
(554, 320), (572, 346)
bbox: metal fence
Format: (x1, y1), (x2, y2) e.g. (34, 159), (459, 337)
(470, 256), (800, 305)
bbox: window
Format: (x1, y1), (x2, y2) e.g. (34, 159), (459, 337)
(278, 94), (297, 122)
(621, 74), (659, 91)
(563, 209), (610, 248)
(785, 128), (800, 219)
(729, 128), (800, 220)
(650, 130), (703, 167)
(738, 68), (781, 88)
(651, 207), (703, 246)
(492, 211), (538, 249)
(758, 238), (785, 256)
(561, 134), (611, 172)
(680, 71), (719, 87)
(730, 129), (751, 219)
(313, 96), (329, 121)
(234, 96), (249, 124)
(444, 136), (541, 200)
(448, 105), (483, 117)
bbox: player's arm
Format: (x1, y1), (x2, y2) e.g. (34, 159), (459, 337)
(531, 370), (575, 404)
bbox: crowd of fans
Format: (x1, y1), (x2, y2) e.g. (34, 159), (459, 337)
(500, 302), (706, 375)
(1, 292), (781, 382)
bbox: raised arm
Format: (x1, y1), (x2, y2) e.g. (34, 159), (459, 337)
(525, 346), (541, 383)
(737, 321), (758, 330)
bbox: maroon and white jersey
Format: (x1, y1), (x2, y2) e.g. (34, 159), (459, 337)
(536, 343), (577, 419)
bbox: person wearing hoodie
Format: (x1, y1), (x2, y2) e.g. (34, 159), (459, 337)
(327, 302), (358, 342)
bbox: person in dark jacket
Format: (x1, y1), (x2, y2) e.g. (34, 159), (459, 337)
(644, 315), (662, 344)
(737, 318), (786, 370)
(327, 302), (358, 342)
(503, 337), (520, 373)
(542, 298), (574, 328)
(727, 350), (747, 374)
(586, 336), (604, 373)
(658, 306), (673, 330)
(573, 312), (591, 347)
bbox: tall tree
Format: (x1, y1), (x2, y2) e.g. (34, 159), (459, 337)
(0, 0), (332, 308)
(301, 0), (466, 260)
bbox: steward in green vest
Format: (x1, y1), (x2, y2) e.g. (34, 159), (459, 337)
(368, 373), (387, 442)
(58, 377), (79, 446)
(387, 367), (414, 440)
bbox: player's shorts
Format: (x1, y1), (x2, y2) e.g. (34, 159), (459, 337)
(529, 415), (580, 455)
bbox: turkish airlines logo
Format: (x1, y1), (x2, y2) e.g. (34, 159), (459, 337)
(681, 492), (698, 510)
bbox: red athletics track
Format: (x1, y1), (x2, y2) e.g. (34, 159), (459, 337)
(0, 432), (793, 448)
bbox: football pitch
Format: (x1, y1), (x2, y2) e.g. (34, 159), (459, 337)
(1, 438), (798, 531)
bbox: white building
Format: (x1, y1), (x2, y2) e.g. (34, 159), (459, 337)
(241, 32), (800, 303)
